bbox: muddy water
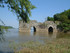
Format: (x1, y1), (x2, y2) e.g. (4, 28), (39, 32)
(0, 29), (70, 53)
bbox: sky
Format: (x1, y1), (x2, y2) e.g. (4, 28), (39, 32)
(0, 0), (70, 28)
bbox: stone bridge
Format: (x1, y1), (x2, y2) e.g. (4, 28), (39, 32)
(19, 20), (59, 33)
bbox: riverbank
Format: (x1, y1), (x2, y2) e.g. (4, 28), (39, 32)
(0, 25), (14, 33)
(14, 38), (70, 53)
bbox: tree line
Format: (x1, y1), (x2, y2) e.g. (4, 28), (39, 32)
(46, 9), (70, 32)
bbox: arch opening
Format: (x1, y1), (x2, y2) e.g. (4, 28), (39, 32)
(48, 27), (53, 33)
(31, 26), (36, 32)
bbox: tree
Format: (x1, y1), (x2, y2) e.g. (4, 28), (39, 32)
(47, 16), (54, 21)
(0, 0), (36, 23)
(54, 9), (70, 32)
(54, 13), (61, 21)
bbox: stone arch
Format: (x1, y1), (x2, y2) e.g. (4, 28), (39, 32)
(19, 20), (58, 32)
(48, 26), (53, 33)
(30, 26), (36, 32)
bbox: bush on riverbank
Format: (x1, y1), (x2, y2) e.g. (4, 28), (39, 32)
(0, 25), (13, 33)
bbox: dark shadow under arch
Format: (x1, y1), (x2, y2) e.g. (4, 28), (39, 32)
(48, 27), (53, 33)
(33, 26), (36, 32)
(31, 26), (36, 32)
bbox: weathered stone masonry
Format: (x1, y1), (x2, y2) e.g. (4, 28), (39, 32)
(19, 20), (59, 33)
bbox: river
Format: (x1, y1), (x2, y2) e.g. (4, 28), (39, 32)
(0, 29), (70, 53)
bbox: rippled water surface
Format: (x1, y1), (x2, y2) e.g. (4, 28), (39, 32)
(0, 29), (70, 53)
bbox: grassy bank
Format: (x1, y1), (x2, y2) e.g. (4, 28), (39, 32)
(0, 25), (13, 32)
(9, 38), (70, 53)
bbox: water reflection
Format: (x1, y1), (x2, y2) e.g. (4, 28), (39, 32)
(19, 32), (31, 36)
(19, 31), (57, 39)
(33, 32), (36, 35)
(48, 32), (57, 38)
(56, 32), (70, 38)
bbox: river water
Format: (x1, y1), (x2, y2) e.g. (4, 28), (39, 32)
(0, 29), (70, 53)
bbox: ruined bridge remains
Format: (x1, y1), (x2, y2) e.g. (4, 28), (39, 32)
(19, 20), (59, 33)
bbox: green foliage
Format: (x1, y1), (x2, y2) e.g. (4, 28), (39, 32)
(54, 14), (61, 21)
(45, 9), (70, 32)
(54, 9), (70, 22)
(0, 25), (13, 33)
(54, 9), (70, 32)
(0, 0), (36, 23)
(47, 16), (54, 21)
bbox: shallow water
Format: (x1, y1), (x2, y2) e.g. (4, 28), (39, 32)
(0, 29), (70, 53)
